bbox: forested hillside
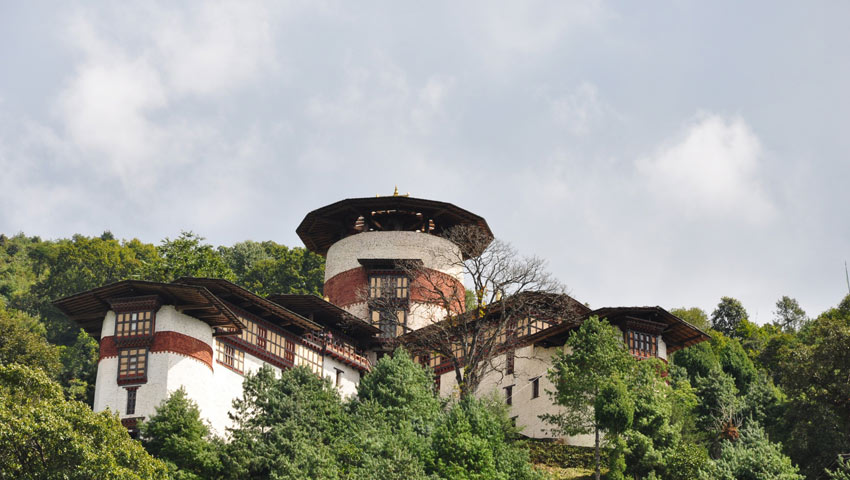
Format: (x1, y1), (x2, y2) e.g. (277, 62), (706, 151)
(1, 230), (850, 479)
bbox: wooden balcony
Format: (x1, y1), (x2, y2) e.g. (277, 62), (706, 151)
(302, 332), (372, 372)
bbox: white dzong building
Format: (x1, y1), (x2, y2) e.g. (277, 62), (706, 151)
(54, 192), (709, 443)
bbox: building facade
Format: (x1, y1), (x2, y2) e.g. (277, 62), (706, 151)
(54, 193), (709, 442)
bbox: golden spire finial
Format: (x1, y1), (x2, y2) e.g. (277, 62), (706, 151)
(393, 185), (399, 196)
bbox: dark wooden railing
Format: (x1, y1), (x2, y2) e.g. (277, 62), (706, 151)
(302, 332), (372, 371)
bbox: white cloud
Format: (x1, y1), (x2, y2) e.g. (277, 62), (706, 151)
(152, 1), (275, 96)
(464, 0), (607, 58)
(549, 82), (613, 136)
(636, 113), (776, 223)
(46, 2), (279, 191)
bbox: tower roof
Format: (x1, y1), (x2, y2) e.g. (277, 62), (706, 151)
(296, 195), (493, 256)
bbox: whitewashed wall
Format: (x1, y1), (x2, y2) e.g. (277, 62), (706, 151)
(436, 343), (594, 447)
(325, 231), (463, 281)
(322, 356), (360, 398)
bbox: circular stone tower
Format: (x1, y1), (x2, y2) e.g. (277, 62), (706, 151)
(296, 192), (493, 338)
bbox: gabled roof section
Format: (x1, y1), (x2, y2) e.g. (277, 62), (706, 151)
(52, 280), (244, 338)
(531, 306), (711, 352)
(173, 278), (322, 333)
(296, 196), (493, 257)
(589, 306), (711, 353)
(267, 293), (381, 340)
(398, 292), (590, 343)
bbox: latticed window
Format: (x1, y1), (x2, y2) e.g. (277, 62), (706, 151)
(370, 308), (407, 338)
(115, 311), (153, 337)
(118, 348), (148, 380)
(369, 275), (409, 299)
(506, 349), (515, 375)
(216, 341), (245, 373)
(293, 343), (322, 375)
(627, 330), (658, 358)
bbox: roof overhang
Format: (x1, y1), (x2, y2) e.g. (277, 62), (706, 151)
(296, 196), (493, 257)
(267, 293), (382, 339)
(173, 278), (322, 333)
(530, 306), (711, 352)
(53, 280), (244, 338)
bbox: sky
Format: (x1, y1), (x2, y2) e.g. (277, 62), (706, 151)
(1, 1), (848, 323)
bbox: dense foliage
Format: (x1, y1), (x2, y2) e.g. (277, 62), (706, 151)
(138, 348), (539, 479)
(544, 316), (634, 479)
(0, 363), (168, 479)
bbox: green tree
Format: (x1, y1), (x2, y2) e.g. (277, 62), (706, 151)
(0, 234), (47, 309)
(711, 297), (748, 337)
(223, 366), (348, 480)
(0, 363), (168, 479)
(218, 241), (271, 279)
(429, 398), (541, 480)
(714, 334), (757, 394)
(140, 388), (222, 480)
(826, 456), (850, 480)
(779, 294), (850, 478)
(670, 307), (710, 331)
(700, 422), (802, 480)
(740, 372), (784, 430)
(773, 296), (807, 333)
(237, 244), (324, 296)
(147, 231), (235, 282)
(58, 329), (99, 403)
(0, 301), (61, 375)
(595, 375), (634, 480)
(544, 316), (634, 480)
(693, 368), (740, 446)
(355, 348), (442, 427)
(343, 348), (440, 480)
(671, 341), (719, 383)
(621, 360), (679, 479)
(28, 234), (154, 343)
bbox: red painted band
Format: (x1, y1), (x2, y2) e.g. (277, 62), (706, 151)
(324, 267), (465, 313)
(99, 331), (213, 370)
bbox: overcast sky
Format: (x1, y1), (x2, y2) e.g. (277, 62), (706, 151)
(1, 1), (848, 322)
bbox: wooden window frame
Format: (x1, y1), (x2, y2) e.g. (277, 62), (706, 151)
(370, 307), (408, 339)
(504, 385), (514, 406)
(117, 347), (148, 384)
(369, 274), (410, 300)
(506, 349), (515, 375)
(230, 306), (322, 374)
(531, 377), (540, 399)
(627, 330), (658, 358)
(125, 387), (139, 415)
(216, 341), (245, 374)
(110, 296), (159, 341)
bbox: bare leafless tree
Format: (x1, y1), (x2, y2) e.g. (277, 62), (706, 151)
(367, 224), (584, 399)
